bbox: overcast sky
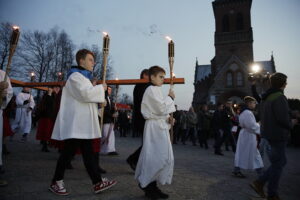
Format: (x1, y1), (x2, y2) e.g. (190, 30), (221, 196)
(1, 0), (299, 110)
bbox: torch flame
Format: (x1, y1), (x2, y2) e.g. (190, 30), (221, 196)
(102, 32), (108, 36)
(12, 25), (20, 30)
(165, 36), (172, 42)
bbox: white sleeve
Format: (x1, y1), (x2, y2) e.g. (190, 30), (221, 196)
(244, 111), (260, 135)
(29, 94), (35, 109)
(15, 93), (23, 106)
(142, 86), (175, 117)
(65, 72), (105, 103)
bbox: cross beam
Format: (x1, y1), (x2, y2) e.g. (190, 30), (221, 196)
(10, 78), (185, 91)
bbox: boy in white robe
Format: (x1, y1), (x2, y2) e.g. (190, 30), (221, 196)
(49, 49), (116, 195)
(232, 96), (263, 178)
(11, 87), (35, 141)
(135, 66), (176, 200)
(0, 70), (13, 187)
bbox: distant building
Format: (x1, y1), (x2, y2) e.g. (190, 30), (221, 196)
(193, 0), (276, 105)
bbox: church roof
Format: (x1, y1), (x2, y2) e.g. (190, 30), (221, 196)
(194, 60), (275, 83)
(195, 64), (211, 82)
(253, 61), (275, 73)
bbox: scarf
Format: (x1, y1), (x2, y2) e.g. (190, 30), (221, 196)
(67, 66), (93, 80)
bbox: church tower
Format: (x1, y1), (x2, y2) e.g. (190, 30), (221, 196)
(212, 0), (253, 75)
(193, 0), (276, 106)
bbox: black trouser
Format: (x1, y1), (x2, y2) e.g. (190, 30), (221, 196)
(120, 125), (127, 137)
(214, 127), (236, 152)
(127, 146), (142, 167)
(198, 129), (209, 148)
(52, 139), (102, 184)
(183, 127), (197, 145)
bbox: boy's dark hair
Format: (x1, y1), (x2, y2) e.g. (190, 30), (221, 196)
(140, 69), (149, 79)
(243, 96), (256, 104)
(148, 66), (166, 81)
(270, 72), (287, 89)
(76, 49), (95, 66)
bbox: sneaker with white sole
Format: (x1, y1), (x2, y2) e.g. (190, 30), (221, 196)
(94, 178), (117, 194)
(49, 180), (69, 196)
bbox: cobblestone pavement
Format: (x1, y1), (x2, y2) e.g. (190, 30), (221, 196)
(1, 129), (299, 200)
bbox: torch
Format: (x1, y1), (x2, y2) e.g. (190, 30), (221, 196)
(166, 36), (175, 143)
(113, 77), (119, 124)
(100, 32), (110, 128)
(57, 72), (63, 81)
(28, 71), (36, 100)
(0, 25), (20, 106)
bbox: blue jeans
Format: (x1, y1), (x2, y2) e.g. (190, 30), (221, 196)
(258, 141), (287, 197)
(259, 138), (272, 160)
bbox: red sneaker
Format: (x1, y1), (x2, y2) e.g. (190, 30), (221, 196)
(94, 178), (117, 194)
(49, 180), (69, 196)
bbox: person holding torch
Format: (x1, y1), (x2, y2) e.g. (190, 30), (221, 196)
(49, 49), (116, 195)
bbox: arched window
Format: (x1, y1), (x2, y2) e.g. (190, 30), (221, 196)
(226, 71), (233, 87)
(236, 13), (244, 30)
(222, 14), (230, 32)
(236, 71), (243, 86)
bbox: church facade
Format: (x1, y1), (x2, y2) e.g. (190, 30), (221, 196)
(193, 0), (276, 105)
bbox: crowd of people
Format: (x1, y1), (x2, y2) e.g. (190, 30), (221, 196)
(0, 48), (299, 200)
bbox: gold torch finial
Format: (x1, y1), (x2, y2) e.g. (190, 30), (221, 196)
(166, 36), (174, 58)
(102, 32), (110, 51)
(10, 25), (20, 46)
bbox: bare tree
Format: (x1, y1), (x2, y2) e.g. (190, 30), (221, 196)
(48, 28), (74, 81)
(119, 93), (133, 105)
(0, 22), (13, 70)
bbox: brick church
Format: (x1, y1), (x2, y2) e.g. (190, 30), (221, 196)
(193, 0), (276, 106)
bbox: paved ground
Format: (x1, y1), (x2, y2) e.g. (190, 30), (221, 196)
(1, 129), (300, 200)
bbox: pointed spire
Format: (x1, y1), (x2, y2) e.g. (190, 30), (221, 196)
(196, 57), (198, 66)
(270, 51), (276, 72)
(271, 51), (274, 62)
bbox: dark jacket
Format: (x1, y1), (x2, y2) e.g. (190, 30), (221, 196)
(133, 83), (150, 133)
(221, 107), (233, 129)
(260, 88), (293, 142)
(103, 93), (116, 124)
(212, 109), (223, 131)
(197, 110), (211, 131)
(37, 93), (56, 120)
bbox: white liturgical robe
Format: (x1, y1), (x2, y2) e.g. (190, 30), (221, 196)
(135, 85), (176, 187)
(51, 72), (105, 140)
(12, 91), (35, 134)
(0, 70), (13, 166)
(234, 109), (264, 170)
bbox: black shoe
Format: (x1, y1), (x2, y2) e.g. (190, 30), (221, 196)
(107, 152), (119, 156)
(155, 187), (169, 199)
(126, 158), (136, 171)
(99, 167), (107, 174)
(145, 190), (160, 200)
(215, 151), (224, 156)
(232, 171), (246, 178)
(41, 146), (50, 152)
